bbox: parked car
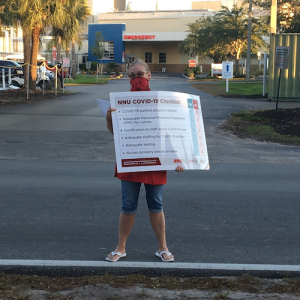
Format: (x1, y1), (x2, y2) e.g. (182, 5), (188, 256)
(10, 71), (54, 89)
(18, 61), (55, 80)
(0, 60), (23, 80)
(4, 61), (55, 89)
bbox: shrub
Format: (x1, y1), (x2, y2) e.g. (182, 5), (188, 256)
(192, 66), (202, 75)
(79, 63), (86, 70)
(184, 67), (194, 77)
(234, 74), (246, 78)
(91, 61), (98, 71)
(106, 62), (119, 75)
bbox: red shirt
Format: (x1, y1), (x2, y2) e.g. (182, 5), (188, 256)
(116, 166), (167, 185)
(115, 77), (167, 185)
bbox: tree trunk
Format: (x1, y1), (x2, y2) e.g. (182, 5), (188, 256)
(30, 26), (40, 92)
(66, 44), (70, 58)
(71, 40), (76, 79)
(57, 36), (61, 61)
(23, 31), (31, 88)
(235, 58), (240, 76)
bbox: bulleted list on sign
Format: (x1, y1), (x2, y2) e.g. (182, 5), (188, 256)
(110, 91), (209, 172)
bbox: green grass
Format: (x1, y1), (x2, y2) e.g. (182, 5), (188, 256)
(225, 82), (266, 95)
(64, 74), (109, 85)
(231, 111), (270, 123)
(247, 125), (300, 145)
(192, 82), (266, 97)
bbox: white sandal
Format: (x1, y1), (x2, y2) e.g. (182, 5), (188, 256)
(155, 251), (174, 262)
(106, 251), (126, 262)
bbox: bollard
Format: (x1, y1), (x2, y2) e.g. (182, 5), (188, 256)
(55, 66), (57, 96)
(62, 68), (64, 93)
(65, 67), (68, 92)
(8, 68), (11, 85)
(42, 66), (45, 94)
(2, 69), (5, 89)
(27, 63), (30, 100)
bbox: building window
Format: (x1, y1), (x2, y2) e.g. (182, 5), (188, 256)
(145, 52), (152, 63)
(102, 41), (114, 60)
(82, 55), (88, 63)
(159, 53), (166, 63)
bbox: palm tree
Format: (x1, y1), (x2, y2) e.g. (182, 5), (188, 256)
(0, 0), (31, 86)
(49, 27), (65, 61)
(2, 0), (89, 89)
(19, 0), (67, 91)
(70, 0), (90, 78)
(50, 0), (90, 79)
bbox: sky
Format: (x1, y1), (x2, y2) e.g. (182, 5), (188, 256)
(93, 0), (193, 14)
(127, 0), (193, 11)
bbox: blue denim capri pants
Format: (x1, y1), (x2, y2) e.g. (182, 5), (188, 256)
(121, 180), (164, 214)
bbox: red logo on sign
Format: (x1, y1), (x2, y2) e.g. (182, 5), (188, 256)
(189, 60), (196, 67)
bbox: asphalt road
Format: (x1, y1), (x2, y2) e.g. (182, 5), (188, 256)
(1, 74), (300, 266)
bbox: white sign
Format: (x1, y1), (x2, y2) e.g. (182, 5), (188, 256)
(86, 61), (91, 69)
(63, 57), (70, 67)
(275, 46), (289, 69)
(110, 91), (210, 173)
(211, 63), (222, 76)
(222, 62), (233, 79)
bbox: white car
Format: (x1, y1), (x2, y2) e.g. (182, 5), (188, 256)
(10, 72), (53, 89)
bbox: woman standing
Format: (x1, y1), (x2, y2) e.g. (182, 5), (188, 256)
(105, 59), (183, 263)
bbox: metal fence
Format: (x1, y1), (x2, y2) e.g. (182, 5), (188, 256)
(268, 34), (300, 102)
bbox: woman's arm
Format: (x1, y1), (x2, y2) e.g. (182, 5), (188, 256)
(106, 107), (116, 134)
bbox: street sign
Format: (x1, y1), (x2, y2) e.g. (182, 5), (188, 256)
(275, 46), (289, 69)
(222, 61), (233, 93)
(189, 59), (196, 67)
(274, 46), (289, 112)
(222, 61), (233, 79)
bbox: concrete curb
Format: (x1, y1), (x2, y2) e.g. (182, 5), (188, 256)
(1, 260), (300, 278)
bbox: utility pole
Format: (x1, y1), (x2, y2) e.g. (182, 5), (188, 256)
(246, 0), (253, 81)
(270, 0), (278, 34)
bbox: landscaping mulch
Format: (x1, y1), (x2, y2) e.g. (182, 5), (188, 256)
(0, 88), (72, 108)
(221, 107), (300, 145)
(253, 108), (300, 138)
